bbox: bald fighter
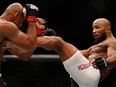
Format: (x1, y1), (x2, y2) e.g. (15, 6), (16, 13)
(0, 2), (39, 86)
(5, 18), (116, 87)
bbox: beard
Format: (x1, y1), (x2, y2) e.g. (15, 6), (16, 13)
(94, 33), (106, 44)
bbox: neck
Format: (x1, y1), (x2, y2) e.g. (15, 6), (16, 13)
(0, 14), (12, 21)
(106, 31), (114, 39)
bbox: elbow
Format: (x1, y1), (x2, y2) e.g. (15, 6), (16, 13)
(27, 42), (37, 51)
(21, 55), (31, 61)
(19, 51), (33, 61)
(21, 58), (30, 61)
(24, 37), (37, 51)
(31, 43), (37, 50)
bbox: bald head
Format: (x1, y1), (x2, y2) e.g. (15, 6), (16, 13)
(0, 3), (25, 27)
(4, 3), (23, 14)
(93, 18), (111, 28)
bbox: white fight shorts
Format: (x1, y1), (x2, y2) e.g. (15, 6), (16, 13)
(63, 51), (100, 87)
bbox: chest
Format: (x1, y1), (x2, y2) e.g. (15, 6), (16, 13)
(91, 45), (107, 53)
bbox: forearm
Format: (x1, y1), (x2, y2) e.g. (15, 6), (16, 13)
(23, 4), (39, 49)
(27, 22), (36, 35)
(106, 55), (116, 68)
(26, 22), (37, 46)
(6, 41), (33, 60)
(7, 48), (33, 61)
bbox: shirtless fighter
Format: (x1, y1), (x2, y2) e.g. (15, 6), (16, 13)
(0, 2), (39, 86)
(5, 18), (116, 87)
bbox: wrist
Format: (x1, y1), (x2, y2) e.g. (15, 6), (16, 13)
(26, 16), (36, 22)
(95, 57), (108, 69)
(36, 28), (43, 36)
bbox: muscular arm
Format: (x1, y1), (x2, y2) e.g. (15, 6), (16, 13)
(0, 21), (37, 59)
(7, 48), (33, 61)
(5, 41), (33, 60)
(106, 38), (116, 68)
(91, 38), (116, 69)
(2, 21), (37, 51)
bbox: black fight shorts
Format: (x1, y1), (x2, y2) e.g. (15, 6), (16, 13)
(71, 78), (79, 87)
(0, 77), (7, 87)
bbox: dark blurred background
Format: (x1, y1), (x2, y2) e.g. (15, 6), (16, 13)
(1, 0), (116, 54)
(1, 0), (116, 87)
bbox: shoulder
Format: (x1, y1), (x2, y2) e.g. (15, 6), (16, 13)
(110, 38), (116, 45)
(0, 20), (20, 39)
(105, 37), (116, 46)
(0, 20), (17, 27)
(0, 20), (18, 32)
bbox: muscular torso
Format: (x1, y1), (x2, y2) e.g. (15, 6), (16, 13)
(88, 44), (107, 59)
(88, 42), (110, 81)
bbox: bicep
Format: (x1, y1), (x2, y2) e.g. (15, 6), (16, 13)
(107, 46), (116, 57)
(106, 45), (116, 68)
(107, 38), (116, 57)
(8, 31), (29, 46)
(3, 23), (31, 50)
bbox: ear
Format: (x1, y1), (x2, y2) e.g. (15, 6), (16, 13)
(105, 26), (110, 31)
(105, 26), (111, 35)
(14, 12), (18, 18)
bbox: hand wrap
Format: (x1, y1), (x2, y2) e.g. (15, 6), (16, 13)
(95, 57), (108, 69)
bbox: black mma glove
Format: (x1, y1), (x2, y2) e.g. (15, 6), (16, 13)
(43, 28), (57, 36)
(95, 57), (108, 69)
(24, 4), (39, 22)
